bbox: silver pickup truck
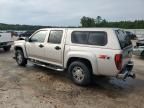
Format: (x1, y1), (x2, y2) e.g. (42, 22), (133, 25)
(13, 28), (135, 85)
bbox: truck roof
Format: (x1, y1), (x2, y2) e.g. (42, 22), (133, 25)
(39, 28), (120, 31)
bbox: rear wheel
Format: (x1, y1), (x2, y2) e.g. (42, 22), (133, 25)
(68, 61), (91, 86)
(3, 46), (11, 52)
(15, 50), (27, 66)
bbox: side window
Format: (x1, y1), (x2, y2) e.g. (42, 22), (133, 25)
(48, 30), (63, 44)
(71, 31), (107, 46)
(30, 31), (47, 43)
(88, 32), (107, 46)
(71, 31), (89, 44)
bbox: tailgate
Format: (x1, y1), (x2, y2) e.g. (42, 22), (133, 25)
(0, 33), (12, 43)
(122, 45), (133, 67)
(115, 29), (133, 68)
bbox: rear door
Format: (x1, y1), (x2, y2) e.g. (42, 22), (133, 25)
(44, 30), (65, 66)
(115, 30), (133, 67)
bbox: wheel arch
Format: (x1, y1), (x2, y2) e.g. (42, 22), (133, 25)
(66, 57), (96, 75)
(64, 51), (99, 75)
(14, 46), (27, 58)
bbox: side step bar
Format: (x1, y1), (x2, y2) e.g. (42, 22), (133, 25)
(29, 59), (64, 72)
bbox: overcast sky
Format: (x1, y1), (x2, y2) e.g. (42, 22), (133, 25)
(0, 0), (144, 26)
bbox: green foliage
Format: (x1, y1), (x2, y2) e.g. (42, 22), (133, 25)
(0, 16), (144, 30)
(80, 16), (95, 27)
(95, 16), (102, 24)
(0, 23), (51, 31)
(80, 16), (144, 29)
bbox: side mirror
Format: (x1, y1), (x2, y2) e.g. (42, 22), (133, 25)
(25, 37), (30, 42)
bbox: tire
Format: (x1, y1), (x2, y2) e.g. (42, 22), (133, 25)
(15, 50), (27, 66)
(68, 61), (91, 86)
(3, 46), (11, 52)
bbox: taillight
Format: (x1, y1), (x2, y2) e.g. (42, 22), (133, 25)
(115, 54), (122, 70)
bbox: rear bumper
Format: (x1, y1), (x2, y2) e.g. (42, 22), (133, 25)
(116, 61), (136, 80)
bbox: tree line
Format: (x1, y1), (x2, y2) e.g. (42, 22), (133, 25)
(0, 23), (76, 31)
(0, 23), (52, 31)
(80, 16), (144, 29)
(0, 16), (144, 31)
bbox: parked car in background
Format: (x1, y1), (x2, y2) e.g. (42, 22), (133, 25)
(0, 33), (13, 51)
(11, 31), (18, 37)
(136, 39), (144, 46)
(13, 28), (135, 85)
(133, 46), (144, 57)
(125, 31), (137, 40)
(137, 34), (144, 41)
(18, 31), (35, 40)
(133, 38), (144, 57)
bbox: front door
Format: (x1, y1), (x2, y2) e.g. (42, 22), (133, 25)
(26, 30), (47, 60)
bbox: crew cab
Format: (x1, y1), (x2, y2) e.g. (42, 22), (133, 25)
(13, 28), (135, 85)
(0, 33), (13, 51)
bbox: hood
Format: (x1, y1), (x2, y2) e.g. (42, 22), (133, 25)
(14, 40), (26, 44)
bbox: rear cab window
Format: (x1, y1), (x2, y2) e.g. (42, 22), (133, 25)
(48, 30), (63, 44)
(71, 31), (107, 46)
(115, 30), (132, 49)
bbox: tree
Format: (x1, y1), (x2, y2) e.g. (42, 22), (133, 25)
(80, 16), (95, 27)
(80, 16), (144, 28)
(95, 16), (102, 24)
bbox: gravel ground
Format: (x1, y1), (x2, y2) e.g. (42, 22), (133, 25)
(0, 48), (144, 108)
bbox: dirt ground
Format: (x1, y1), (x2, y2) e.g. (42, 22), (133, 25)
(0, 48), (144, 108)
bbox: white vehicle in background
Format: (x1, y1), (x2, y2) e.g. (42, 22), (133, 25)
(133, 34), (144, 57)
(0, 33), (13, 51)
(137, 34), (144, 41)
(133, 46), (144, 57)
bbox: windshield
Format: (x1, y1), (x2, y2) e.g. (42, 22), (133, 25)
(115, 30), (132, 49)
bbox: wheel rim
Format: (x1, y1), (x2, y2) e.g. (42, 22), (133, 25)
(16, 53), (22, 64)
(72, 66), (85, 82)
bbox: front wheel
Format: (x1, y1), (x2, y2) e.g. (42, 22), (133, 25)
(15, 50), (27, 66)
(68, 61), (91, 86)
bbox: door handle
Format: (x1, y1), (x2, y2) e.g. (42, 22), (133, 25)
(55, 46), (61, 50)
(39, 44), (44, 48)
